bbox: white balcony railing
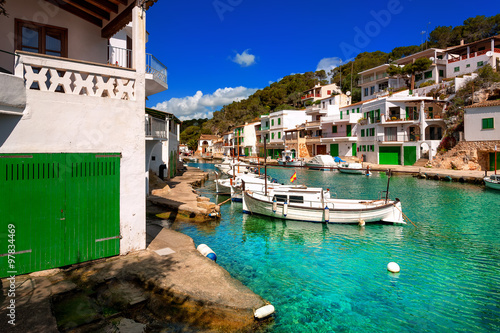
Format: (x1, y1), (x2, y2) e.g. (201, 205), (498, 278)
(146, 53), (167, 85)
(145, 114), (167, 139)
(16, 51), (136, 100)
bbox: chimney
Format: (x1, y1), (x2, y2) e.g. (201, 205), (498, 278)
(460, 39), (464, 45)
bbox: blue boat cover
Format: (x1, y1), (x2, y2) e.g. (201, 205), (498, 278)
(334, 156), (346, 163)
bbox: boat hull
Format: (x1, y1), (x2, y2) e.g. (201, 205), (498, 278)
(242, 191), (405, 224)
(338, 168), (364, 174)
(484, 178), (500, 190)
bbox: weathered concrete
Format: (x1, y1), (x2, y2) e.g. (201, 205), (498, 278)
(148, 166), (219, 222)
(1, 227), (271, 332)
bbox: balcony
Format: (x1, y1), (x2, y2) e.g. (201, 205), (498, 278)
(301, 93), (321, 100)
(332, 113), (363, 124)
(15, 51), (137, 101)
(305, 120), (321, 129)
(448, 48), (500, 63)
(107, 45), (168, 97)
(145, 114), (167, 139)
(305, 136), (322, 143)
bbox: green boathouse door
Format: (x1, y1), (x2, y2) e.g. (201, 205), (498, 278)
(330, 144), (339, 157)
(403, 146), (417, 166)
(0, 153), (120, 278)
(379, 146), (401, 165)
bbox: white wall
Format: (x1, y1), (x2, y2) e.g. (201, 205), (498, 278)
(464, 105), (500, 141)
(0, 0), (109, 73)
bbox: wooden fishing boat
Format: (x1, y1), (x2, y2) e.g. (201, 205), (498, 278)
(338, 162), (364, 174)
(484, 174), (500, 190)
(242, 186), (404, 224)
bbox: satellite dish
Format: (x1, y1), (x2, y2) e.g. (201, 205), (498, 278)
(346, 91), (351, 96)
(486, 51), (493, 57)
(429, 57), (435, 62)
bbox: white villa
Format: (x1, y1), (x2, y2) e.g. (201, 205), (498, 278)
(197, 134), (218, 156)
(464, 100), (500, 142)
(0, 0), (166, 277)
(233, 121), (260, 157)
(301, 83), (340, 106)
(257, 110), (310, 159)
(358, 95), (446, 165)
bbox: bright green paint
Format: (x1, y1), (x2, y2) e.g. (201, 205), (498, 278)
(0, 153), (120, 278)
(403, 146), (417, 166)
(379, 146), (400, 165)
(352, 143), (357, 157)
(330, 144), (339, 157)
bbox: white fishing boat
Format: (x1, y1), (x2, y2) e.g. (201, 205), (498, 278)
(278, 150), (304, 167)
(338, 162), (364, 174)
(215, 157), (252, 176)
(484, 174), (500, 190)
(305, 155), (338, 171)
(242, 186), (404, 224)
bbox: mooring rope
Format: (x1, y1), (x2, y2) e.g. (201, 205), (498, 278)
(393, 203), (417, 228)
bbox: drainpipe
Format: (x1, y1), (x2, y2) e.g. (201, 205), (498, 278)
(420, 100), (426, 142)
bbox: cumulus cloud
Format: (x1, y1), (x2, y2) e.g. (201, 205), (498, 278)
(232, 49), (256, 67)
(316, 57), (343, 74)
(153, 86), (259, 121)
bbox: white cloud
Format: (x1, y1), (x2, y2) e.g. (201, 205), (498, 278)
(232, 49), (256, 67)
(316, 57), (343, 74)
(153, 86), (259, 121)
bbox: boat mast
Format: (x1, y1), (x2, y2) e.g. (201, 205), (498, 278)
(264, 139), (268, 196)
(385, 169), (391, 203)
(495, 145), (497, 175)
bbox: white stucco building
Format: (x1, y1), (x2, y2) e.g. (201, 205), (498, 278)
(464, 100), (500, 142)
(0, 0), (166, 277)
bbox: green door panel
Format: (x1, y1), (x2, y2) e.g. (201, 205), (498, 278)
(489, 152), (500, 171)
(379, 146), (400, 165)
(403, 146), (417, 166)
(330, 144), (339, 157)
(352, 143), (357, 157)
(0, 153), (120, 278)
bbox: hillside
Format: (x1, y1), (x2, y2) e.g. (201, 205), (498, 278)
(180, 14), (500, 144)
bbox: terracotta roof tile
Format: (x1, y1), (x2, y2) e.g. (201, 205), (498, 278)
(465, 100), (500, 108)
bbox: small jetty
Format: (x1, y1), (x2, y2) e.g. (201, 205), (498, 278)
(147, 166), (220, 221)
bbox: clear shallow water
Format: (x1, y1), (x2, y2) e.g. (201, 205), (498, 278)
(174, 163), (500, 332)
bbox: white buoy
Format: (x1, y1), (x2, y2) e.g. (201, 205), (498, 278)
(324, 205), (330, 223)
(254, 304), (275, 319)
(197, 244), (217, 262)
(387, 262), (400, 273)
(358, 219), (365, 226)
(272, 199), (277, 213)
(283, 201), (288, 217)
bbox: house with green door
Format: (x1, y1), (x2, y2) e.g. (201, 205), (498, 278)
(0, 0), (166, 278)
(321, 99), (365, 158)
(358, 95), (446, 166)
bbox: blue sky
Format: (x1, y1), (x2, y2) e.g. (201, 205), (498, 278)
(145, 0), (499, 120)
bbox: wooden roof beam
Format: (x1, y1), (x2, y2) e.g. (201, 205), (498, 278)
(61, 0), (110, 21)
(44, 0), (102, 27)
(109, 0), (128, 5)
(101, 1), (135, 39)
(84, 0), (118, 14)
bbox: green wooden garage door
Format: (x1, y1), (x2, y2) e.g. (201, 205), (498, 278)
(330, 144), (339, 157)
(489, 152), (500, 171)
(0, 153), (120, 278)
(403, 146), (417, 166)
(379, 146), (400, 165)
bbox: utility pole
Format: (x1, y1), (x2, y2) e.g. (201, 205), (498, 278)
(425, 22), (431, 50)
(421, 31), (426, 51)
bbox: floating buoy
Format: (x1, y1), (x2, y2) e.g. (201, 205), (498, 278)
(283, 200), (288, 217)
(254, 304), (275, 319)
(272, 199), (277, 213)
(324, 205), (330, 223)
(197, 244), (217, 262)
(358, 219), (365, 226)
(387, 262), (400, 273)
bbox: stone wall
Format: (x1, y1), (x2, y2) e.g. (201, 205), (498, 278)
(431, 140), (500, 170)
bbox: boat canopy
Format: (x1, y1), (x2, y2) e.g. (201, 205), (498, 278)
(309, 155), (337, 166)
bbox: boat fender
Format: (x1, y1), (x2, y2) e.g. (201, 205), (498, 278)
(254, 304), (275, 319)
(197, 244), (217, 262)
(272, 199), (277, 213)
(324, 205), (330, 223)
(358, 218), (365, 226)
(387, 262), (400, 273)
(283, 200), (288, 217)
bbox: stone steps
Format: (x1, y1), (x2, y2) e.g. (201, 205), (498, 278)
(413, 158), (429, 167)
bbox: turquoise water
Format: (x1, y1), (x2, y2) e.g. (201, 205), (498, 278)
(175, 163), (500, 332)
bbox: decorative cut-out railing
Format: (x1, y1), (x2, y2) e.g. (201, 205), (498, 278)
(15, 51), (136, 101)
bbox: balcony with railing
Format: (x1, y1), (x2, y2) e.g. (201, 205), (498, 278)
(301, 93), (321, 100)
(305, 120), (321, 128)
(145, 114), (167, 139)
(106, 45), (168, 97)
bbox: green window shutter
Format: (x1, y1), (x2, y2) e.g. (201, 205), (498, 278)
(332, 126), (337, 133)
(278, 118), (281, 125)
(361, 129), (365, 137)
(271, 119), (274, 126)
(272, 133), (274, 139)
(340, 111), (343, 119)
(357, 108), (360, 113)
(278, 132), (281, 139)
(347, 110), (349, 115)
(482, 118), (494, 129)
